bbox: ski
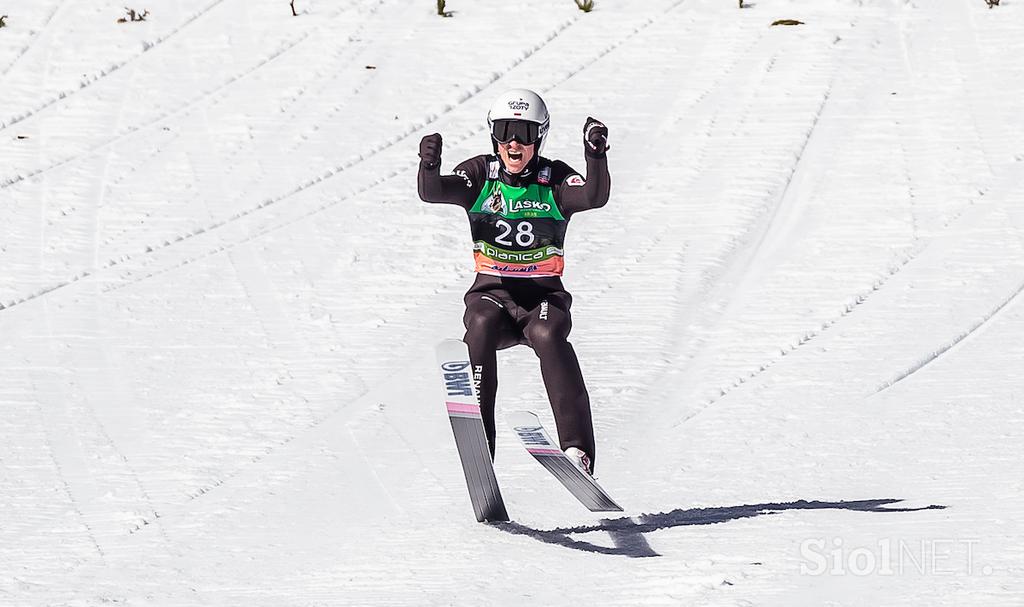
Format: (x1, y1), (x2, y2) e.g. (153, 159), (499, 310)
(508, 410), (622, 512)
(435, 339), (509, 523)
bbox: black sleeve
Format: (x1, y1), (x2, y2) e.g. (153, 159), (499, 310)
(417, 155), (488, 210)
(552, 153), (611, 217)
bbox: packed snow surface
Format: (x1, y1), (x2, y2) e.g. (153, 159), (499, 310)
(1, 0), (1023, 604)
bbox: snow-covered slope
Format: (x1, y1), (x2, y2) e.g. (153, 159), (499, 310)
(1, 0), (1022, 604)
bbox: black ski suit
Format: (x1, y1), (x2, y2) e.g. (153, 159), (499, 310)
(418, 147), (610, 468)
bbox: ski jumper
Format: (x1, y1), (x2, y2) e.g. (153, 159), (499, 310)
(418, 149), (611, 468)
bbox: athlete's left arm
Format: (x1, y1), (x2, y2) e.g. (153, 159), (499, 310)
(554, 154), (611, 215)
(554, 117), (611, 215)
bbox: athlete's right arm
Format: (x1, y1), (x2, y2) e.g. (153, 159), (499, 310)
(417, 134), (481, 209)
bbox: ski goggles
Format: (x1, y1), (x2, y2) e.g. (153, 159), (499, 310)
(491, 119), (541, 145)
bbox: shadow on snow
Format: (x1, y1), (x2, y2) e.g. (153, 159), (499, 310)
(492, 498), (946, 558)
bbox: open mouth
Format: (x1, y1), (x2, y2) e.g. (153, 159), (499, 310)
(508, 150), (524, 162)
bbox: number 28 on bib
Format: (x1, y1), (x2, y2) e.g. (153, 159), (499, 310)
(468, 180), (568, 277)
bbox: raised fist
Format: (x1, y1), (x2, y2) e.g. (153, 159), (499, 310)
(583, 117), (608, 155)
(419, 133), (443, 169)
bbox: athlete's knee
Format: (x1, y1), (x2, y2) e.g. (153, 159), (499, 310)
(524, 313), (570, 350)
(463, 299), (509, 345)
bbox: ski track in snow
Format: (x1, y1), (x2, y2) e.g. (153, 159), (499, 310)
(619, 2), (1023, 436)
(568, 11), (862, 437)
(0, 0), (387, 190)
(0, 0), (237, 132)
(876, 275), (1024, 394)
(0, 0), (68, 78)
(872, 158), (1024, 394)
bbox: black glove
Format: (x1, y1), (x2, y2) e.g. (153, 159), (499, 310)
(584, 117), (608, 156)
(419, 133), (442, 169)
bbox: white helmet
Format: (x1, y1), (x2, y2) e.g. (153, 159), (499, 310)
(487, 88), (550, 153)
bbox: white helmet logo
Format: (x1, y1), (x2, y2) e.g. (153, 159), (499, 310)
(508, 100), (530, 111)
